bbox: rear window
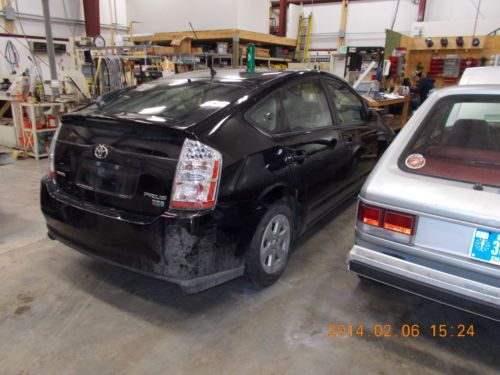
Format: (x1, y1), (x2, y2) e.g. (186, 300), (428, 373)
(400, 95), (500, 188)
(96, 81), (245, 123)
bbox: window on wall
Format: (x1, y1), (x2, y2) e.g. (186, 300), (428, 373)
(246, 92), (281, 134)
(325, 80), (365, 125)
(282, 79), (333, 132)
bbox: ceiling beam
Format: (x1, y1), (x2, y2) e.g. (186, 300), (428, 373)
(417, 0), (426, 22)
(278, 0), (287, 36)
(270, 0), (360, 8)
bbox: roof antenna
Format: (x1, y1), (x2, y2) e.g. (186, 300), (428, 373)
(190, 21), (216, 79)
(210, 65), (217, 79)
(189, 22), (199, 41)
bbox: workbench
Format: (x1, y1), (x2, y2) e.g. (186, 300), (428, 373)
(363, 95), (411, 130)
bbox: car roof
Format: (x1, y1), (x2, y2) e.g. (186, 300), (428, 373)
(459, 67), (500, 85)
(153, 68), (329, 89)
(432, 84), (500, 98)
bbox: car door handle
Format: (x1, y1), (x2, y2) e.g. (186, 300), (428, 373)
(290, 150), (307, 163)
(344, 137), (354, 148)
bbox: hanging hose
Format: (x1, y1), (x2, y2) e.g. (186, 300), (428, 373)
(92, 56), (133, 98)
(5, 40), (20, 74)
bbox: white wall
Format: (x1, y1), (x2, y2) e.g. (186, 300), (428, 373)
(288, 0), (418, 50)
(424, 0), (500, 23)
(0, 0), (128, 80)
(284, 0), (499, 51)
(414, 0), (500, 37)
(7, 0), (128, 40)
(237, 0), (269, 35)
(127, 0), (269, 35)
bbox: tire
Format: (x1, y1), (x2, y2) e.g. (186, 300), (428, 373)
(245, 201), (294, 287)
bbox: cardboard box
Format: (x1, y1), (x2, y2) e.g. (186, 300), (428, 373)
(157, 46), (176, 54)
(240, 44), (270, 58)
(176, 64), (191, 73)
(171, 36), (192, 54)
(146, 46), (176, 55)
(256, 47), (270, 57)
(146, 46), (158, 55)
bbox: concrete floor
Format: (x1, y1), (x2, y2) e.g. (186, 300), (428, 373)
(1, 158), (499, 375)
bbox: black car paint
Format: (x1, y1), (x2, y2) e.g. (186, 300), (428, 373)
(41, 70), (393, 292)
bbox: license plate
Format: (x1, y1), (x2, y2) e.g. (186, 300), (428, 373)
(77, 159), (138, 198)
(469, 229), (500, 266)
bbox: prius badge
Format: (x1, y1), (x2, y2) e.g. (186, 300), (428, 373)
(94, 144), (109, 160)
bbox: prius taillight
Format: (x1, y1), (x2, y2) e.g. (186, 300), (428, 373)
(357, 202), (416, 236)
(170, 138), (222, 210)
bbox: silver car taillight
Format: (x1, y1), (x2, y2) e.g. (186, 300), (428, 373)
(356, 201), (417, 244)
(170, 138), (222, 210)
(48, 125), (62, 178)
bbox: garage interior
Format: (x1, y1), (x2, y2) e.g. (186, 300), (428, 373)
(1, 1), (500, 374)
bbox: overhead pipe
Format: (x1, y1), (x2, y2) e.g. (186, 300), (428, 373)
(417, 0), (426, 22)
(41, 0), (59, 99)
(0, 10), (126, 31)
(278, 0), (287, 37)
(390, 0), (401, 30)
(271, 0), (361, 8)
(83, 0), (101, 37)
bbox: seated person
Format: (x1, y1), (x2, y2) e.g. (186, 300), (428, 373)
(410, 71), (435, 110)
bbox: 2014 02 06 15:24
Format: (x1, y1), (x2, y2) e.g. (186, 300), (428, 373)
(327, 323), (476, 338)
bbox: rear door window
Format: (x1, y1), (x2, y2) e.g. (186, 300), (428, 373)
(324, 80), (366, 125)
(400, 95), (500, 187)
(282, 79), (333, 132)
(246, 92), (282, 134)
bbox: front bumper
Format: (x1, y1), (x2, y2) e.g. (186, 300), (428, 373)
(348, 245), (500, 321)
(41, 177), (245, 293)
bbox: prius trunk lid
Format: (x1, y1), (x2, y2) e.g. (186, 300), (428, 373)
(53, 114), (187, 217)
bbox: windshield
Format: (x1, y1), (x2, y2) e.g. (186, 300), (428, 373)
(400, 95), (500, 188)
(97, 80), (245, 123)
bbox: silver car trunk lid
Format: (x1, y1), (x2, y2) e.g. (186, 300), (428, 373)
(360, 86), (500, 270)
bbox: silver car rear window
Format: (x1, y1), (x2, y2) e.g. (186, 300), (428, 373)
(400, 95), (500, 188)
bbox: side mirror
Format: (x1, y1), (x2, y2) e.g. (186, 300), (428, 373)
(366, 107), (375, 120)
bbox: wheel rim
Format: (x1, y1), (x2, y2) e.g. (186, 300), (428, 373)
(260, 213), (291, 274)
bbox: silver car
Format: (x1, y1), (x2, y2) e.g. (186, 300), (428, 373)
(348, 85), (500, 321)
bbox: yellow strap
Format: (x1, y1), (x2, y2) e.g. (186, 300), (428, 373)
(91, 56), (104, 96)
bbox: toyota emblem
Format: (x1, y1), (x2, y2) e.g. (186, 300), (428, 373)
(94, 144), (109, 160)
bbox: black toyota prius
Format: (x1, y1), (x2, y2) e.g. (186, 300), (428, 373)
(41, 69), (393, 293)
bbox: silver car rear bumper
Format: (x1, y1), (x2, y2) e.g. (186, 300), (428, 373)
(348, 245), (500, 321)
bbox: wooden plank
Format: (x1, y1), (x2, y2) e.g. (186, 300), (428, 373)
(339, 0), (348, 47)
(238, 30), (296, 46)
(133, 29), (296, 47)
(363, 96), (410, 108)
(364, 95), (411, 127)
(133, 29), (236, 43)
(403, 35), (500, 88)
(1, 0), (15, 34)
(0, 101), (10, 117)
